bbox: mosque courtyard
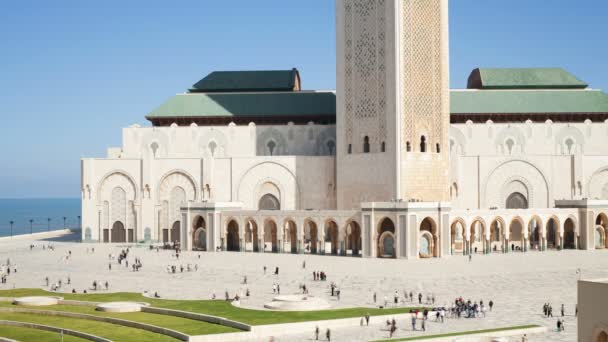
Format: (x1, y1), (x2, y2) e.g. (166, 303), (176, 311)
(0, 230), (606, 341)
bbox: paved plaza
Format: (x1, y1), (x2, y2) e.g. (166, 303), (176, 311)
(1, 231), (607, 341)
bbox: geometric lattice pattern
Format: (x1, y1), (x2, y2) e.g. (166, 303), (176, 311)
(401, 0), (447, 150)
(343, 0), (387, 153)
(170, 186), (186, 225)
(110, 187), (126, 226)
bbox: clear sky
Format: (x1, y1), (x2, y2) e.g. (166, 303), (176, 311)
(0, 0), (606, 198)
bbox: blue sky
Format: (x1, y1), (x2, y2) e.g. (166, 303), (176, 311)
(0, 0), (606, 198)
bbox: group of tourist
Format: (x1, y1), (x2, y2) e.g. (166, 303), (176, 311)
(0, 259), (14, 284)
(314, 326), (331, 341)
(373, 291), (436, 308)
(45, 275), (71, 291)
(166, 263), (198, 273)
(313, 271), (327, 281)
(450, 297), (492, 319)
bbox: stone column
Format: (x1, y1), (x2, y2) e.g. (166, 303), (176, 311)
(523, 238), (528, 252)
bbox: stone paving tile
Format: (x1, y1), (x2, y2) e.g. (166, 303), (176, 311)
(1, 233), (606, 342)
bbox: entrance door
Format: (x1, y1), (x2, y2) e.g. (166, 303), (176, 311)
(103, 229), (109, 243)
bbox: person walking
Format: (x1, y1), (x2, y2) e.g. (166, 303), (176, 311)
(522, 334), (528, 342)
(418, 293), (422, 304)
(326, 328), (331, 341)
(315, 326), (319, 340)
(557, 319), (562, 332)
(365, 313), (370, 326)
(421, 318), (426, 332)
(411, 314), (416, 331)
(561, 304), (565, 317)
(489, 300), (493, 311)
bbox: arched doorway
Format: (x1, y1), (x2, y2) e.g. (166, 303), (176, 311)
(346, 221), (361, 256)
(245, 219), (259, 252)
(377, 218), (396, 258)
(595, 227), (605, 249)
(264, 219), (278, 252)
(171, 221), (181, 246)
(304, 220), (318, 254)
(450, 220), (465, 255)
(284, 220), (298, 254)
(192, 216), (206, 251)
(469, 219), (486, 254)
(506, 192), (528, 209)
(489, 218), (504, 253)
(564, 218), (576, 249)
(546, 217), (559, 249)
(420, 217), (438, 258)
(324, 220), (339, 255)
(528, 217), (542, 251)
(259, 194), (280, 210)
(508, 218), (524, 252)
(597, 214), (608, 249)
(226, 220), (240, 251)
(111, 221), (126, 243)
(597, 330), (608, 342)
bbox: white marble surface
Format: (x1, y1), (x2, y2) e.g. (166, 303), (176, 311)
(0, 231), (606, 341)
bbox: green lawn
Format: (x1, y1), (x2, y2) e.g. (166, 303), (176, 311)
(0, 289), (426, 325)
(0, 302), (237, 336)
(0, 325), (86, 342)
(0, 312), (178, 341)
(373, 325), (541, 342)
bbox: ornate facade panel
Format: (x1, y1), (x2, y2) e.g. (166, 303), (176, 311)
(110, 187), (126, 225)
(342, 0), (388, 152)
(589, 168), (608, 200)
(483, 160), (550, 209)
(401, 0), (447, 150)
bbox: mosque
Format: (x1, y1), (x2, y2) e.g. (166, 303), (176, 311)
(81, 0), (608, 259)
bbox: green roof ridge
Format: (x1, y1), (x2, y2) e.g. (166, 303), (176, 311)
(190, 68), (300, 93)
(468, 68), (588, 90)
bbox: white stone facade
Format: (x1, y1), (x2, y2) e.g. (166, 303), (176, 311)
(81, 0), (608, 259)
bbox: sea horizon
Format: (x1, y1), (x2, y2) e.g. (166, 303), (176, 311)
(0, 198), (81, 237)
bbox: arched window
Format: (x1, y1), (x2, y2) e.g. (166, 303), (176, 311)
(363, 136), (370, 153)
(406, 141), (411, 152)
(436, 143), (440, 153)
(420, 136), (427, 152)
(347, 144), (352, 154)
(259, 194), (280, 210)
(326, 140), (336, 155)
(267, 140), (276, 156)
(381, 141), (386, 152)
(150, 142), (159, 158)
(565, 138), (575, 155)
(505, 138), (515, 155)
(208, 141), (217, 157)
(506, 192), (528, 209)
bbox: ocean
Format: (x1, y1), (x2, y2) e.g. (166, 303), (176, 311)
(0, 198), (81, 237)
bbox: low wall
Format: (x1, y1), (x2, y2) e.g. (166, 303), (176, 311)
(0, 229), (79, 242)
(0, 319), (110, 342)
(143, 306), (250, 331)
(0, 307), (189, 341)
(190, 312), (431, 342)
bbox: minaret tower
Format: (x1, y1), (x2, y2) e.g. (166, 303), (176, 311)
(336, 0), (450, 208)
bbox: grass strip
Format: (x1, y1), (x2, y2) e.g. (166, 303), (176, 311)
(0, 289), (427, 326)
(0, 325), (86, 342)
(0, 312), (178, 341)
(0, 302), (237, 335)
(373, 324), (541, 342)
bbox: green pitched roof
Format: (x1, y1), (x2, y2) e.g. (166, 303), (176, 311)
(146, 92), (335, 119)
(190, 69), (300, 93)
(451, 89), (608, 114)
(468, 68), (588, 90)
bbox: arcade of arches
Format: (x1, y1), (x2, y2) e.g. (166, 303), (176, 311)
(176, 208), (608, 259)
(449, 214), (589, 255)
